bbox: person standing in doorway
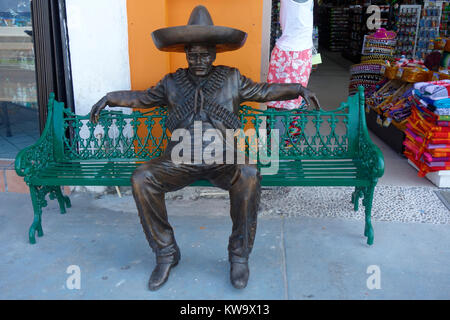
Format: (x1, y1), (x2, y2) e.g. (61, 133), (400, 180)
(267, 0), (315, 144)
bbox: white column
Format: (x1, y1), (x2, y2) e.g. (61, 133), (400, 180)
(65, 0), (131, 116)
(260, 0), (272, 83)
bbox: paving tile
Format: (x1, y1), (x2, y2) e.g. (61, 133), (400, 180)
(6, 137), (36, 147)
(0, 142), (18, 153)
(5, 169), (28, 193)
(0, 170), (5, 192)
(283, 216), (450, 300)
(1, 192), (450, 300)
(0, 153), (17, 160)
(63, 186), (71, 195)
(0, 160), (14, 168)
(0, 193), (285, 299)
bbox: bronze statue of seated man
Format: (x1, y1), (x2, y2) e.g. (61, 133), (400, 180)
(90, 5), (320, 291)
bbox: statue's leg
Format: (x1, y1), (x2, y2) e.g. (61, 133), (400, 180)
(228, 164), (261, 262)
(208, 163), (261, 289)
(131, 157), (197, 290)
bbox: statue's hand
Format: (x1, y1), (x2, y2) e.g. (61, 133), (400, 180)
(299, 87), (321, 111)
(90, 95), (109, 123)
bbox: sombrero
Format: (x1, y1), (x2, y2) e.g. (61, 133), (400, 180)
(366, 28), (396, 40)
(151, 5), (247, 53)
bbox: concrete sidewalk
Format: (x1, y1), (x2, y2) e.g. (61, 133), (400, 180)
(1, 191), (450, 300)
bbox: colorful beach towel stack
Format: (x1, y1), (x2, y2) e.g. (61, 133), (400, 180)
(403, 80), (450, 176)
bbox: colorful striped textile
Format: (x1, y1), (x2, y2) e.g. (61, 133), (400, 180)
(403, 105), (450, 176)
(413, 80), (450, 100)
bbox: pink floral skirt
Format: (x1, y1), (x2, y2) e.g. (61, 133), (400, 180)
(266, 45), (312, 110)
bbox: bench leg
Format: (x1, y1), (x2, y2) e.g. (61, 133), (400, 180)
(29, 185), (45, 244)
(351, 187), (363, 211)
(28, 185), (69, 244)
(51, 186), (71, 214)
(362, 185), (375, 246)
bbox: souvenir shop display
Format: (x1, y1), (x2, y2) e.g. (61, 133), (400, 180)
(365, 82), (410, 154)
(415, 1), (444, 60)
(364, 37), (450, 156)
(318, 5), (349, 51)
(312, 26), (321, 71)
(343, 4), (365, 63)
(442, 41), (450, 69)
(368, 56), (433, 126)
(394, 60), (426, 83)
(343, 4), (393, 63)
(348, 62), (389, 96)
(361, 31), (397, 64)
(377, 4), (392, 28)
(270, 0), (282, 54)
(366, 80), (405, 114)
(393, 5), (421, 59)
(348, 28), (397, 96)
(440, 1), (449, 37)
(367, 79), (413, 127)
(364, 56), (426, 154)
(365, 75), (416, 154)
(427, 37), (450, 74)
(383, 88), (417, 125)
(313, 25), (319, 51)
(415, 2), (442, 59)
(403, 80), (450, 180)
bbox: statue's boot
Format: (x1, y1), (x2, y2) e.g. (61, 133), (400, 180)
(148, 261), (178, 291)
(230, 261), (249, 289)
(148, 249), (181, 291)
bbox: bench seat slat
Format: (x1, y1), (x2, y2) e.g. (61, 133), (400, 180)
(37, 161), (364, 173)
(30, 176), (371, 187)
(30, 159), (371, 187)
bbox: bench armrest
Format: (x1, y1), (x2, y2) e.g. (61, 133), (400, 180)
(15, 94), (56, 178)
(358, 134), (385, 179)
(356, 86), (385, 180)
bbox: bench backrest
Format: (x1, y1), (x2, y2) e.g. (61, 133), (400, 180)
(47, 87), (365, 163)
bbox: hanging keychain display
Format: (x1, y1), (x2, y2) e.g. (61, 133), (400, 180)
(415, 0), (444, 60)
(394, 4), (421, 59)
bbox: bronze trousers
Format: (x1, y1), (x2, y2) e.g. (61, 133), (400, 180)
(131, 155), (261, 264)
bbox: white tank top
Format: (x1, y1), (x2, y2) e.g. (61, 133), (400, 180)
(276, 0), (314, 52)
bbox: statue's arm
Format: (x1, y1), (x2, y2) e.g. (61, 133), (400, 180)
(90, 79), (167, 123)
(238, 72), (320, 110)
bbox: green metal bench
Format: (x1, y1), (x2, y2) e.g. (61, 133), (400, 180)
(15, 86), (384, 245)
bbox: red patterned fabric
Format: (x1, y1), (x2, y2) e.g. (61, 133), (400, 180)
(267, 44), (312, 109)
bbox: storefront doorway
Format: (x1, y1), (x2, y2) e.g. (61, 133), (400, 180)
(0, 0), (38, 159)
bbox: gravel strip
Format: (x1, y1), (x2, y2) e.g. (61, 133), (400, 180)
(258, 186), (450, 224)
(87, 185), (450, 225)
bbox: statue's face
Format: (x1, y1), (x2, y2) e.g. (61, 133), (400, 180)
(185, 44), (216, 77)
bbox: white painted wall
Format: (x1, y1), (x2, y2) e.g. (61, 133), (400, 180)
(65, 0), (131, 116)
(259, 0), (273, 111)
(261, 0), (272, 83)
